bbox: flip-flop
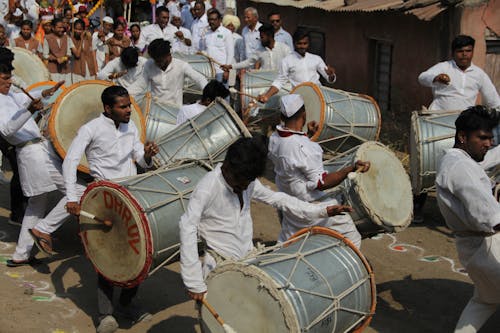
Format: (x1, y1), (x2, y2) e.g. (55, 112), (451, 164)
(6, 258), (41, 267)
(28, 229), (54, 256)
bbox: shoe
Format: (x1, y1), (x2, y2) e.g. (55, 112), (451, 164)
(6, 257), (42, 267)
(96, 315), (118, 333)
(116, 303), (152, 324)
(28, 229), (54, 256)
(412, 213), (424, 224)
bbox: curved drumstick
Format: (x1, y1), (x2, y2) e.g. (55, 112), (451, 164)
(228, 87), (260, 101)
(79, 210), (113, 227)
(196, 51), (224, 67)
(347, 165), (365, 180)
(12, 83), (36, 101)
(201, 298), (237, 333)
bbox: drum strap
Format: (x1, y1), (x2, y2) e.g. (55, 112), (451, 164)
(454, 230), (498, 238)
(200, 237), (229, 264)
(16, 137), (42, 149)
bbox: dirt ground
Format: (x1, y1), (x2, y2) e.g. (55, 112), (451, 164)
(0, 171), (499, 333)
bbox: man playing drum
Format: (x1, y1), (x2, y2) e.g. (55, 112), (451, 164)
(435, 106), (500, 333)
(180, 136), (353, 301)
(268, 94), (369, 248)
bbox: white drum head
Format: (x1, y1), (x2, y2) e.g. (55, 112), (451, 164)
(290, 82), (324, 140)
(10, 47), (50, 86)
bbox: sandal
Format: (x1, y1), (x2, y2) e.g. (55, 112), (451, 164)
(6, 258), (41, 267)
(28, 229), (54, 256)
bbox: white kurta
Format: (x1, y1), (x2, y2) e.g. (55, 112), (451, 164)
(171, 26), (193, 54)
(200, 25), (233, 74)
(92, 31), (113, 70)
(233, 41), (291, 71)
(143, 57), (208, 106)
(436, 148), (500, 303)
(418, 60), (500, 111)
(176, 102), (206, 125)
(272, 51), (336, 90)
(190, 14), (208, 51)
(97, 56), (148, 99)
(241, 22), (262, 61)
(268, 126), (361, 246)
(274, 28), (293, 50)
(179, 164), (329, 293)
(141, 23), (177, 46)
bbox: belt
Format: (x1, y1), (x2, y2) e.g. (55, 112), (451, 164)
(454, 230), (499, 238)
(16, 138), (42, 149)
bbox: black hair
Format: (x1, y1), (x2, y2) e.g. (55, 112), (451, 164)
(267, 12), (280, 18)
(259, 23), (274, 38)
(52, 18), (64, 27)
(202, 80), (229, 101)
(293, 28), (310, 43)
(148, 39), (171, 60)
(155, 6), (169, 16)
(225, 136), (268, 182)
(113, 20), (126, 30)
(455, 106), (499, 141)
(130, 23), (140, 31)
(207, 8), (221, 19)
(101, 85), (129, 107)
(451, 35), (475, 52)
(0, 47), (14, 73)
(73, 19), (85, 29)
(194, 0), (206, 9)
(120, 47), (139, 68)
(20, 20), (33, 29)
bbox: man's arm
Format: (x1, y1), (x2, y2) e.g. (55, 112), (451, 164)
(258, 57), (288, 102)
(479, 72), (500, 109)
(184, 62), (208, 90)
(418, 62), (447, 87)
(316, 57), (336, 83)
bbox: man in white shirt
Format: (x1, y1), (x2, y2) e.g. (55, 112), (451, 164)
(180, 136), (352, 300)
(258, 29), (336, 103)
(141, 6), (176, 47)
(418, 35), (500, 111)
(241, 7), (262, 61)
(435, 106), (500, 333)
(97, 46), (148, 100)
(176, 79), (229, 125)
(92, 16), (114, 70)
(200, 8), (233, 83)
(221, 23), (291, 72)
(62, 86), (158, 333)
(268, 11), (293, 50)
(143, 38), (207, 106)
(170, 12), (193, 54)
(190, 0), (208, 51)
(268, 94), (368, 247)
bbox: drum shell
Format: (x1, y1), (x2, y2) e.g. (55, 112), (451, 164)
(80, 162), (210, 287)
(201, 227), (375, 333)
(173, 52), (215, 96)
(145, 99), (179, 141)
(240, 70), (291, 111)
(292, 82), (381, 154)
(154, 97), (251, 168)
(409, 111), (459, 194)
(10, 47), (50, 86)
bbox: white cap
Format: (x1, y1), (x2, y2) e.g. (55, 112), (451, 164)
(13, 8), (23, 17)
(280, 94), (304, 118)
(103, 16), (114, 24)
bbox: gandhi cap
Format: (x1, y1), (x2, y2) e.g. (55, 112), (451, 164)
(280, 94), (304, 118)
(103, 16), (114, 24)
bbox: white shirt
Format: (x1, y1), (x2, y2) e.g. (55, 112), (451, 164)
(241, 22), (262, 60)
(176, 102), (206, 125)
(141, 23), (177, 46)
(179, 164), (329, 293)
(92, 31), (113, 70)
(480, 145), (500, 171)
(132, 34), (147, 53)
(232, 32), (243, 63)
(190, 14), (208, 51)
(97, 56), (148, 98)
(200, 25), (233, 74)
(274, 28), (293, 50)
(272, 51), (336, 90)
(233, 41), (291, 71)
(63, 114), (150, 202)
(143, 57), (208, 106)
(436, 148), (500, 233)
(171, 26), (193, 54)
(418, 60), (500, 111)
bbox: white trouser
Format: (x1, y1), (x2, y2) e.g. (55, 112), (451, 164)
(454, 290), (498, 333)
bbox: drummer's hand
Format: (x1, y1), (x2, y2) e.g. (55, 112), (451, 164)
(257, 94), (269, 103)
(433, 73), (450, 85)
(66, 201), (81, 216)
(175, 30), (184, 39)
(144, 141), (159, 159)
(325, 65), (336, 80)
(326, 205), (352, 217)
(42, 81), (65, 98)
(220, 64), (232, 72)
(307, 121), (319, 137)
(27, 98), (43, 114)
(187, 290), (206, 301)
(354, 160), (370, 173)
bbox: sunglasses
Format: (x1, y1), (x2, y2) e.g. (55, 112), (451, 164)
(270, 19), (280, 23)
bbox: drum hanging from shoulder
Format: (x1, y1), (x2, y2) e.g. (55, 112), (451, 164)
(239, 70), (291, 112)
(291, 82), (381, 154)
(27, 81), (67, 138)
(10, 46), (50, 86)
(48, 80), (146, 174)
(323, 141), (412, 236)
(201, 227), (376, 333)
(80, 161), (212, 287)
(173, 52), (215, 95)
(409, 110), (460, 194)
(154, 97), (251, 168)
(144, 97), (179, 141)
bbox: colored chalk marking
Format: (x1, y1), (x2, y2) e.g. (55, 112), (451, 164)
(5, 272), (22, 278)
(32, 296), (52, 301)
(392, 245), (406, 252)
(52, 329), (66, 333)
(0, 256), (8, 263)
(420, 256), (440, 262)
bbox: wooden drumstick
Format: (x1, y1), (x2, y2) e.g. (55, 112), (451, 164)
(201, 298), (237, 333)
(347, 165), (365, 180)
(79, 210), (113, 227)
(12, 83), (36, 101)
(196, 51), (224, 67)
(228, 87), (260, 101)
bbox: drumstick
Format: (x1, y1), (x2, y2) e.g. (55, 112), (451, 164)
(196, 51), (224, 67)
(228, 87), (260, 101)
(201, 298), (238, 333)
(12, 83), (36, 101)
(347, 165), (365, 180)
(80, 210), (113, 227)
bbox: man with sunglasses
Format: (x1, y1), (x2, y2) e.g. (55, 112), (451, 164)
(268, 12), (293, 50)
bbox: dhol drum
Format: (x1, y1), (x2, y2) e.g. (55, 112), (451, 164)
(410, 110), (460, 194)
(10, 47), (50, 86)
(173, 52), (215, 95)
(154, 97), (251, 168)
(291, 82), (381, 154)
(27, 81), (66, 138)
(239, 70), (291, 112)
(48, 80), (146, 174)
(201, 227), (376, 333)
(144, 97), (179, 141)
(323, 141), (412, 236)
(79, 161), (212, 287)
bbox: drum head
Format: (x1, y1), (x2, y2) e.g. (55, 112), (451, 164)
(354, 142), (413, 231)
(290, 82), (324, 141)
(10, 47), (50, 86)
(80, 182), (152, 288)
(49, 80), (146, 174)
(27, 81), (66, 106)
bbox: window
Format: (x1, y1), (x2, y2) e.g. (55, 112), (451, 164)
(371, 39), (393, 111)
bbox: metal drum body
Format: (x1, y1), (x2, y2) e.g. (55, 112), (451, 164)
(201, 227), (376, 333)
(291, 82), (381, 154)
(173, 52), (215, 95)
(10, 46), (50, 86)
(80, 162), (211, 287)
(154, 98), (251, 168)
(410, 111), (460, 194)
(240, 70), (291, 111)
(323, 142), (412, 236)
(27, 81), (66, 137)
(144, 98), (179, 141)
(49, 80), (146, 174)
